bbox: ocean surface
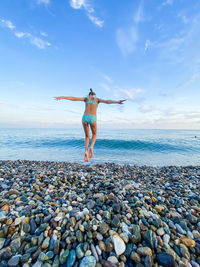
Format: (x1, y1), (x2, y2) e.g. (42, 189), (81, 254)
(0, 128), (200, 166)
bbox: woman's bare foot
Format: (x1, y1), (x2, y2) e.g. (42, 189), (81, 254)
(89, 147), (94, 158)
(84, 151), (89, 162)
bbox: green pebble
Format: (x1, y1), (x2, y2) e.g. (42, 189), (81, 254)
(21, 253), (31, 263)
(60, 249), (69, 264)
(76, 230), (84, 243)
(66, 249), (76, 267)
(23, 223), (31, 233)
(26, 245), (38, 254)
(76, 244), (84, 259)
(80, 256), (96, 267)
(53, 240), (60, 254)
(38, 252), (48, 261)
(46, 251), (54, 259)
(52, 255), (59, 267)
(41, 264), (52, 267)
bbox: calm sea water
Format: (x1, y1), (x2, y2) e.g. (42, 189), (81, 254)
(0, 128), (200, 166)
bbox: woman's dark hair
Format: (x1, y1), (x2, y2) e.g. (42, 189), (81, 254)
(89, 88), (95, 96)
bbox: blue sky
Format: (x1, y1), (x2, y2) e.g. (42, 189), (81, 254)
(0, 0), (200, 129)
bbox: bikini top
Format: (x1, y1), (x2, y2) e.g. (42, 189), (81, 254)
(85, 96), (98, 106)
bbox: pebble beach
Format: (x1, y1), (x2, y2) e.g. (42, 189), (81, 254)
(0, 160), (200, 267)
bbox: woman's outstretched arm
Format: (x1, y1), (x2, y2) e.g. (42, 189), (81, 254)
(54, 96), (85, 101)
(98, 99), (126, 104)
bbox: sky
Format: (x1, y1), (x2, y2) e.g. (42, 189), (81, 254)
(0, 0), (200, 129)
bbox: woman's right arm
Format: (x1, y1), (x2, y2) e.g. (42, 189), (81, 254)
(55, 96), (86, 101)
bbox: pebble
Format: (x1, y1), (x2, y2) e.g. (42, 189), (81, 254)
(107, 256), (118, 264)
(157, 252), (175, 267)
(10, 237), (21, 253)
(66, 249), (76, 266)
(0, 160), (199, 266)
(180, 236), (196, 247)
(98, 222), (109, 235)
(131, 251), (141, 263)
(41, 237), (50, 249)
(112, 234), (126, 256)
(0, 211), (7, 223)
(91, 244), (99, 262)
(0, 238), (5, 249)
(137, 247), (152, 256)
(157, 227), (165, 236)
(80, 255), (96, 267)
(60, 249), (69, 264)
(176, 223), (186, 235)
(7, 255), (20, 266)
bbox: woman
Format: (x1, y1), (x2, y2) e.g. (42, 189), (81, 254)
(55, 89), (126, 162)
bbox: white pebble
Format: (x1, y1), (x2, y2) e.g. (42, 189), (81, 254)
(92, 225), (97, 231)
(112, 234), (126, 256)
(95, 245), (102, 256)
(107, 256), (118, 264)
(85, 250), (92, 256)
(96, 214), (102, 221)
(14, 217), (21, 225)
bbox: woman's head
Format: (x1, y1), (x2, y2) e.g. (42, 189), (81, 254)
(89, 88), (96, 98)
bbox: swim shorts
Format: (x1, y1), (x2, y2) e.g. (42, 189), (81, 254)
(82, 114), (97, 124)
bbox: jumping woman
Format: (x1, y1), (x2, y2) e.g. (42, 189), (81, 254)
(55, 89), (126, 162)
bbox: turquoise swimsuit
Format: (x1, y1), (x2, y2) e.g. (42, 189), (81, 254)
(82, 96), (98, 124)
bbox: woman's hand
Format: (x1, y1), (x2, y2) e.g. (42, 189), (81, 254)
(54, 97), (63, 100)
(118, 99), (127, 104)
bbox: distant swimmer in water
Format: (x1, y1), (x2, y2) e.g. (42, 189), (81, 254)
(55, 89), (126, 162)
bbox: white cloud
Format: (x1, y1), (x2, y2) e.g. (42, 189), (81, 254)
(40, 31), (48, 37)
(116, 27), (138, 56)
(156, 109), (200, 126)
(100, 83), (111, 92)
(30, 36), (51, 49)
(0, 19), (51, 49)
(134, 1), (143, 23)
(162, 0), (173, 6)
(63, 108), (80, 114)
(176, 73), (199, 89)
(152, 13), (200, 65)
(177, 12), (189, 24)
(14, 31), (28, 38)
(114, 88), (144, 102)
(156, 36), (184, 52)
(103, 75), (113, 84)
(69, 0), (104, 28)
(1, 19), (15, 30)
(70, 0), (84, 9)
(87, 14), (104, 28)
(138, 103), (159, 113)
(37, 0), (50, 5)
(144, 39), (150, 52)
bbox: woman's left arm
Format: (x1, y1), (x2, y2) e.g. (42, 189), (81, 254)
(55, 96), (86, 101)
(97, 98), (126, 104)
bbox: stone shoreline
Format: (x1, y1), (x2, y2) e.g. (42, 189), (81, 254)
(0, 160), (200, 267)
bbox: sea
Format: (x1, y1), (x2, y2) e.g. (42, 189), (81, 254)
(0, 128), (200, 166)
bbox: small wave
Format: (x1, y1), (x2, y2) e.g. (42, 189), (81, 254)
(3, 138), (194, 153)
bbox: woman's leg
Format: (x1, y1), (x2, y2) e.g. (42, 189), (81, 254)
(89, 122), (97, 158)
(82, 121), (90, 162)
